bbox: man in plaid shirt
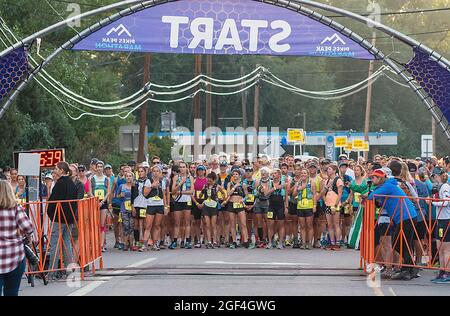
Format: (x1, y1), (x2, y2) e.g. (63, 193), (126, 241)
(0, 180), (34, 296)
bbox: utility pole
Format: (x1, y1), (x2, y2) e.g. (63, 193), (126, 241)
(363, 31), (377, 161)
(137, 53), (151, 163)
(206, 55), (212, 130)
(193, 54), (202, 161)
(241, 66), (248, 159)
(253, 64), (260, 158)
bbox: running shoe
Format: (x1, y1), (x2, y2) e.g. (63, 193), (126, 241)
(102, 247), (107, 253)
(114, 241), (120, 249)
(277, 242), (284, 250)
(247, 242), (256, 249)
(229, 242), (237, 249)
(300, 243), (306, 250)
(213, 242), (219, 248)
(118, 243), (124, 251)
(432, 273), (450, 284)
(152, 245), (160, 251)
(431, 271), (447, 283)
(138, 245), (146, 252)
(391, 270), (412, 281)
(305, 243), (312, 250)
(313, 240), (321, 248)
(285, 239), (292, 247)
(131, 245), (139, 251)
(265, 243), (273, 249)
(293, 238), (300, 249)
(180, 241), (185, 248)
(184, 241), (192, 249)
(194, 242), (202, 249)
(168, 241), (178, 250)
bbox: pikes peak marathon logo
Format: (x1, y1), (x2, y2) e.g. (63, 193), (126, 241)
(315, 33), (355, 57)
(96, 24), (142, 51)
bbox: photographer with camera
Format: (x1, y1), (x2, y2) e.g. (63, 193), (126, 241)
(367, 167), (418, 281)
(0, 180), (35, 296)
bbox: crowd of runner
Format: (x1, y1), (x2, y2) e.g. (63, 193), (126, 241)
(0, 153), (449, 283)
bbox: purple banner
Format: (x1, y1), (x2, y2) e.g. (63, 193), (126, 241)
(0, 47), (29, 102)
(71, 0), (374, 59)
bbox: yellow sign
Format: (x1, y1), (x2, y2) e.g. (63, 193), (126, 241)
(287, 129), (305, 144)
(344, 142), (353, 152)
(352, 139), (364, 150)
(362, 141), (370, 152)
(334, 136), (347, 148)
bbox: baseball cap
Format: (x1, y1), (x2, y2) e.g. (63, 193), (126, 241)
(371, 169), (386, 178)
(338, 154), (348, 161)
(127, 160), (136, 166)
(339, 161), (349, 168)
(407, 162), (417, 173)
(78, 164), (86, 172)
(308, 164), (318, 169)
(141, 161), (150, 168)
(90, 158), (99, 165)
(244, 166), (253, 172)
(432, 167), (445, 176)
(104, 164), (112, 169)
(220, 161), (228, 167)
(44, 173), (53, 180)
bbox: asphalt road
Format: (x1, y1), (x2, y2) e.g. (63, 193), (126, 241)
(19, 233), (450, 296)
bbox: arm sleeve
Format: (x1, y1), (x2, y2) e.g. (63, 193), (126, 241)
(16, 206), (34, 235)
(432, 187), (450, 207)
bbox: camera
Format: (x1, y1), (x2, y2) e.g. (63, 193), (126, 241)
(367, 180), (373, 187)
(432, 183), (440, 195)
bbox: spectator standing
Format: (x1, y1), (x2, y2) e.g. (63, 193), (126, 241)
(0, 180), (34, 296)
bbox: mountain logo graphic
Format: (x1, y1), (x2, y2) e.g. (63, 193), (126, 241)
(106, 24), (132, 37)
(320, 34), (346, 45)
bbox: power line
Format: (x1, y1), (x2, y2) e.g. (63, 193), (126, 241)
(327, 7), (450, 18)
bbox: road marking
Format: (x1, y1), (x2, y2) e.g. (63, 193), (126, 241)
(389, 287), (397, 296)
(68, 257), (158, 296)
(205, 261), (312, 266)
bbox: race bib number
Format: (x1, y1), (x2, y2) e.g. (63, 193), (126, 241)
(344, 204), (351, 215)
(187, 200), (192, 206)
(196, 191), (202, 199)
(217, 191), (224, 200)
(95, 189), (105, 200)
(151, 196), (162, 201)
(140, 209), (147, 218)
(297, 199), (313, 210)
(354, 193), (361, 203)
(246, 194), (255, 203)
(204, 199), (218, 208)
(439, 228), (444, 238)
(233, 202), (243, 209)
(19, 199), (26, 206)
(267, 211), (274, 219)
(118, 213), (123, 223)
(124, 201), (132, 211)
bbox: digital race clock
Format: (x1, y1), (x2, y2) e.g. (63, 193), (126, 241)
(13, 149), (65, 169)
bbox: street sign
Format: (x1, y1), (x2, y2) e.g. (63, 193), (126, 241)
(421, 135), (433, 158)
(287, 128), (305, 144)
(362, 141), (370, 152)
(344, 141), (353, 153)
(334, 136), (347, 148)
(352, 139), (364, 150)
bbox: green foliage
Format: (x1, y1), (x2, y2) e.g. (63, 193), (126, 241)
(0, 0), (450, 166)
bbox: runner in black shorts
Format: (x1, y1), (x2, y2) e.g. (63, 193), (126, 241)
(243, 167), (256, 249)
(287, 164), (302, 248)
(253, 167), (271, 248)
(225, 169), (249, 249)
(266, 168), (288, 249)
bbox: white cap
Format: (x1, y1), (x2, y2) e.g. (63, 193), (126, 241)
(141, 161), (150, 168)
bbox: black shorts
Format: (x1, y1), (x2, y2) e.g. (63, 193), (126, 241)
(112, 203), (121, 216)
(413, 221), (427, 241)
(135, 207), (147, 219)
(314, 202), (326, 218)
(226, 202), (245, 213)
(172, 201), (191, 212)
(436, 219), (450, 242)
(192, 205), (202, 220)
(297, 209), (314, 218)
(375, 221), (392, 247)
(202, 206), (218, 217)
(267, 208), (285, 221)
(147, 205), (164, 216)
(288, 202), (298, 216)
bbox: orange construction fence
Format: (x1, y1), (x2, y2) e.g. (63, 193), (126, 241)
(361, 195), (450, 273)
(22, 197), (103, 280)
